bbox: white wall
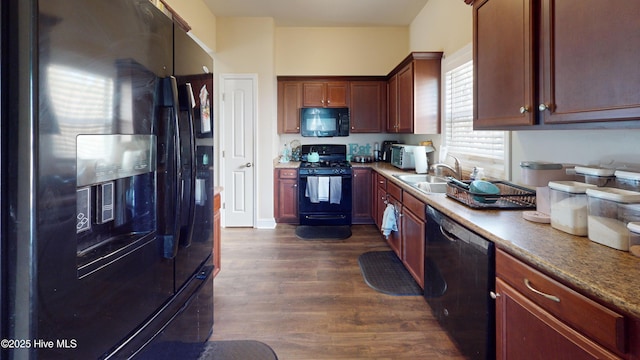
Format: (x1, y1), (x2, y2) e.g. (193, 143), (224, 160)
(276, 27), (409, 75)
(214, 17), (277, 228)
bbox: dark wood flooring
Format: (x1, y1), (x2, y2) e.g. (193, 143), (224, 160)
(209, 224), (465, 359)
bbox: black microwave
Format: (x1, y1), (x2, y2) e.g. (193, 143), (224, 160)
(300, 107), (349, 137)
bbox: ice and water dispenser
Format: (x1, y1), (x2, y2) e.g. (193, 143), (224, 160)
(76, 134), (157, 272)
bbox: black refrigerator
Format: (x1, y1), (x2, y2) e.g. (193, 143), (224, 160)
(0, 1), (215, 359)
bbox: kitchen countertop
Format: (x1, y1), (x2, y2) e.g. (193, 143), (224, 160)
(274, 160), (640, 319)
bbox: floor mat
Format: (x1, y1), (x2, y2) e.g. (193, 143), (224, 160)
(199, 340), (278, 360)
(137, 340), (278, 360)
(358, 251), (422, 296)
(295, 225), (352, 240)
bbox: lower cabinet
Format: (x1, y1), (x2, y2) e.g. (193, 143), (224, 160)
(373, 171), (425, 289)
(352, 167), (374, 224)
(495, 249), (625, 359)
(400, 191), (425, 289)
(213, 191), (221, 277)
(274, 168), (298, 223)
(373, 172), (387, 230)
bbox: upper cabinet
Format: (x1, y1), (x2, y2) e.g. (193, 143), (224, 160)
(277, 76), (387, 134)
(350, 81), (387, 133)
(302, 81), (349, 108)
(277, 81), (303, 134)
(474, 0), (640, 129)
(387, 52), (443, 134)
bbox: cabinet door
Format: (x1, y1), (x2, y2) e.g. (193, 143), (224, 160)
(496, 278), (620, 360)
(213, 192), (221, 277)
(474, 0), (535, 128)
(277, 81), (302, 134)
(349, 81), (386, 133)
(352, 168), (373, 224)
(540, 1), (640, 124)
(396, 62), (414, 133)
(302, 82), (325, 107)
(302, 82), (348, 107)
(325, 82), (348, 107)
(401, 207), (425, 288)
(386, 195), (402, 258)
(374, 173), (387, 229)
(274, 169), (298, 223)
(387, 75), (399, 132)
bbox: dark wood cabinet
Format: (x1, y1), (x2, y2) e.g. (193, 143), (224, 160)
(302, 81), (348, 108)
(474, 0), (534, 128)
(352, 167), (374, 224)
(213, 191), (221, 277)
(373, 173), (401, 256)
(277, 81), (302, 134)
(374, 173), (387, 230)
(495, 249), (626, 359)
(274, 168), (298, 223)
(474, 0), (640, 129)
(387, 52), (442, 134)
(349, 81), (386, 133)
(386, 194), (402, 258)
(400, 191), (425, 289)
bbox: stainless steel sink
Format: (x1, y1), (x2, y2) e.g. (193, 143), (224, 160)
(392, 174), (448, 194)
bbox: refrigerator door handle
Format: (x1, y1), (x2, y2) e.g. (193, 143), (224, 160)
(177, 83), (197, 249)
(159, 76), (183, 259)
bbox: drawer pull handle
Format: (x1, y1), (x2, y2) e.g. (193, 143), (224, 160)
(524, 278), (560, 303)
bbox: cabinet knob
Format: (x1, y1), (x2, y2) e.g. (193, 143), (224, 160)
(538, 103), (549, 111)
(327, 100), (331, 104)
(519, 106), (529, 114)
(490, 291), (500, 299)
(321, 100), (325, 105)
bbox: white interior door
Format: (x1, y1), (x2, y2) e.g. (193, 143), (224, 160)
(220, 74), (256, 227)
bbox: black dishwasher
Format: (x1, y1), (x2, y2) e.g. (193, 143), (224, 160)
(424, 205), (495, 360)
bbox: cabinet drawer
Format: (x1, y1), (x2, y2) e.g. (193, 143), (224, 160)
(375, 172), (387, 189)
(402, 191), (425, 221)
(278, 169), (298, 179)
(496, 250), (626, 353)
(387, 181), (402, 202)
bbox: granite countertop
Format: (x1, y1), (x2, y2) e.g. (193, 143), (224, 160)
(368, 162), (640, 319)
(274, 160), (640, 319)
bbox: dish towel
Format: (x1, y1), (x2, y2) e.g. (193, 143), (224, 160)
(305, 176), (320, 203)
(317, 176), (330, 202)
(381, 203), (398, 237)
(329, 176), (342, 204)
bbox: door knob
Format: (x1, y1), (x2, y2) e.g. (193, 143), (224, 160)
(246, 162), (253, 167)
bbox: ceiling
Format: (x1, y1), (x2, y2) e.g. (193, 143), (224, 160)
(202, 0), (431, 27)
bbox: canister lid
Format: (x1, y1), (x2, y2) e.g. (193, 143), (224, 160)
(586, 187), (640, 203)
(615, 170), (640, 181)
(548, 181), (597, 194)
(628, 222), (640, 234)
(520, 161), (563, 170)
(575, 166), (616, 177)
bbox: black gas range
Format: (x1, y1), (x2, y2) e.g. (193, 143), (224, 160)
(299, 144), (352, 175)
(298, 144), (352, 226)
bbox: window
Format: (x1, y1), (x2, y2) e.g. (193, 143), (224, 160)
(442, 44), (508, 179)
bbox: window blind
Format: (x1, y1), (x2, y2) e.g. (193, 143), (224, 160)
(443, 54), (506, 179)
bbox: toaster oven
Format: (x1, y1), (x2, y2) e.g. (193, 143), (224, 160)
(390, 144), (417, 169)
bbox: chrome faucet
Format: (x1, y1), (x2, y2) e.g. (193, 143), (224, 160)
(431, 155), (462, 180)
